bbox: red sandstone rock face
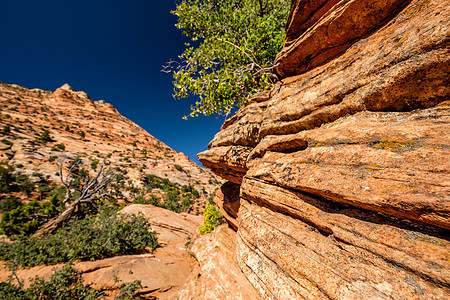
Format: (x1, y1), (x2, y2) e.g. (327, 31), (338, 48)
(276, 0), (412, 77)
(199, 0), (450, 298)
(177, 224), (262, 300)
(213, 181), (241, 230)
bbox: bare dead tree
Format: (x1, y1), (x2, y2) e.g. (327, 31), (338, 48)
(33, 158), (115, 237)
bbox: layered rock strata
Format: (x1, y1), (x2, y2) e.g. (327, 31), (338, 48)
(277, 0), (413, 77)
(199, 0), (450, 298)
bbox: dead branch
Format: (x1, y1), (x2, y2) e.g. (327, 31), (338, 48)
(34, 159), (115, 237)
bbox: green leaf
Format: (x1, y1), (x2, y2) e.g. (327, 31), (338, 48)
(165, 0), (290, 117)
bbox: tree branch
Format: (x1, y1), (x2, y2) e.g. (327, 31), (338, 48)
(33, 158), (115, 237)
(216, 38), (261, 69)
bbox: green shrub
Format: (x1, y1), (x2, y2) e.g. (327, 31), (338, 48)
(0, 264), (99, 300)
(1, 125), (11, 135)
(0, 164), (14, 193)
(90, 158), (99, 170)
(142, 174), (200, 213)
(0, 165), (34, 196)
(39, 130), (53, 144)
(0, 207), (158, 268)
(182, 184), (200, 198)
(174, 164), (183, 172)
(0, 197), (22, 212)
(0, 199), (60, 236)
(77, 130), (85, 139)
(191, 188), (200, 198)
(198, 204), (223, 234)
(113, 276), (142, 300)
(51, 143), (66, 152)
(14, 172), (34, 196)
(134, 194), (160, 206)
(1, 139), (13, 146)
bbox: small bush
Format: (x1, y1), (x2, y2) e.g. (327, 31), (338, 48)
(0, 207), (158, 268)
(191, 188), (200, 198)
(77, 130), (85, 139)
(141, 174), (200, 213)
(113, 276), (142, 300)
(39, 130), (53, 144)
(90, 158), (99, 170)
(15, 172), (34, 196)
(174, 164), (183, 172)
(181, 184), (200, 199)
(0, 165), (14, 193)
(1, 125), (11, 135)
(0, 264), (99, 300)
(1, 139), (13, 146)
(0, 165), (35, 196)
(134, 194), (160, 206)
(0, 198), (60, 236)
(198, 204), (223, 234)
(51, 143), (65, 152)
(0, 197), (22, 212)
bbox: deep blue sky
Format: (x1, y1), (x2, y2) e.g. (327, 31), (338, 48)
(0, 0), (226, 164)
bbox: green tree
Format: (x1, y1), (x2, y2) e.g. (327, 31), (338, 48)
(165, 0), (290, 118)
(40, 130), (53, 144)
(0, 207), (158, 267)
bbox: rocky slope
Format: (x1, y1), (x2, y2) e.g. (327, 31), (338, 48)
(199, 0), (449, 298)
(0, 204), (203, 299)
(0, 82), (221, 210)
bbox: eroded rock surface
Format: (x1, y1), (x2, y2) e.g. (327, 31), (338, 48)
(213, 181), (241, 231)
(276, 0), (412, 77)
(199, 0), (450, 298)
(177, 225), (262, 300)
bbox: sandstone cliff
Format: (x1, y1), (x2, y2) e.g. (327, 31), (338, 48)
(199, 0), (449, 298)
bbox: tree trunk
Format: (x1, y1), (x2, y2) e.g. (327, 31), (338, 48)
(33, 203), (76, 237)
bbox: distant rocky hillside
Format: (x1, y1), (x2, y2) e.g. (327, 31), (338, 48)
(0, 82), (221, 212)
